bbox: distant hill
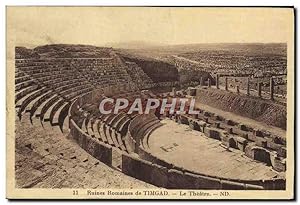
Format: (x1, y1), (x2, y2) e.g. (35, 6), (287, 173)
(116, 43), (287, 59)
(105, 41), (168, 49)
(166, 43), (287, 56)
(16, 44), (113, 59)
(15, 42), (287, 60)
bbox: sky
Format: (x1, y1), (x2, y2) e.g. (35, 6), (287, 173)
(7, 7), (294, 48)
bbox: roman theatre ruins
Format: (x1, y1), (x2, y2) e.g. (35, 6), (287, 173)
(14, 44), (286, 189)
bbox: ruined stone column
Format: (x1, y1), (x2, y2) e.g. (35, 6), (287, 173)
(208, 78), (211, 88)
(225, 77), (228, 91)
(199, 77), (203, 86)
(216, 74), (219, 89)
(236, 85), (240, 94)
(172, 87), (176, 97)
(246, 77), (250, 96)
(270, 77), (274, 101)
(258, 82), (262, 98)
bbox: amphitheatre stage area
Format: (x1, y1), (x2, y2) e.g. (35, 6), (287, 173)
(12, 43), (288, 191)
(148, 119), (282, 181)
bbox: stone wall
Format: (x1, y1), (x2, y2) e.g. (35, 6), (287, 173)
(121, 153), (284, 190)
(69, 119), (113, 166)
(195, 88), (287, 129)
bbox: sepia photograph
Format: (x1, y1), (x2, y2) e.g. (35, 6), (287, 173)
(6, 6), (295, 200)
